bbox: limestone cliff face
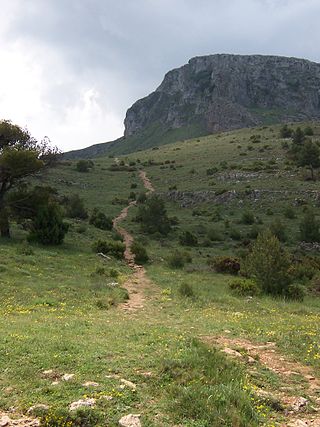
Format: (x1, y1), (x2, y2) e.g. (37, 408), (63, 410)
(124, 54), (320, 137)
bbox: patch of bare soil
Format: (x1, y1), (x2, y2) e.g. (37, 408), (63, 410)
(201, 336), (320, 426)
(112, 170), (157, 312)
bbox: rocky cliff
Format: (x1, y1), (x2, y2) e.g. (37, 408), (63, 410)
(124, 54), (320, 137)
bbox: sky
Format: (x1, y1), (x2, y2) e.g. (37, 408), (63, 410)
(1, 0), (320, 152)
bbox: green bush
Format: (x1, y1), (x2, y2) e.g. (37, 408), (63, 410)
(179, 231), (198, 246)
(269, 219), (287, 242)
(229, 228), (241, 240)
(178, 282), (194, 298)
(92, 239), (125, 259)
(131, 241), (149, 264)
(28, 204), (69, 245)
(207, 227), (223, 241)
(284, 206), (296, 219)
(244, 230), (291, 296)
(76, 160), (93, 173)
(137, 195), (171, 235)
(299, 210), (320, 242)
(286, 283), (305, 301)
(89, 208), (113, 231)
(210, 256), (240, 275)
(229, 279), (260, 296)
(241, 211), (255, 225)
(40, 407), (103, 427)
(65, 194), (88, 219)
(168, 251), (192, 269)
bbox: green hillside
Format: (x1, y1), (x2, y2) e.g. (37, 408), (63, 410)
(1, 122), (320, 426)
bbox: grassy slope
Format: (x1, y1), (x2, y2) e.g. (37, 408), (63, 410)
(1, 122), (320, 426)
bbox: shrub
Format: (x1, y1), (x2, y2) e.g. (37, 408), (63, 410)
(284, 206), (296, 219)
(92, 239), (125, 259)
(76, 160), (93, 172)
(179, 231), (198, 246)
(244, 230), (291, 296)
(40, 407), (103, 427)
(16, 242), (34, 256)
(89, 208), (113, 230)
(286, 283), (305, 301)
(269, 219), (287, 242)
(28, 204), (69, 245)
(229, 228), (241, 240)
(229, 279), (259, 296)
(241, 211), (255, 225)
(137, 195), (171, 235)
(207, 228), (223, 241)
(279, 124), (293, 138)
(130, 183), (137, 189)
(299, 210), (320, 242)
(108, 268), (119, 278)
(304, 126), (314, 136)
(65, 194), (88, 219)
(168, 251), (192, 269)
(137, 192), (147, 204)
(178, 282), (194, 298)
(131, 241), (149, 264)
(247, 225), (260, 239)
(210, 256), (240, 275)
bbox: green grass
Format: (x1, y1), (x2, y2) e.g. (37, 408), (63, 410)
(1, 121), (320, 425)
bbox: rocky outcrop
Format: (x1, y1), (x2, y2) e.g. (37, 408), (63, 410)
(125, 54), (320, 137)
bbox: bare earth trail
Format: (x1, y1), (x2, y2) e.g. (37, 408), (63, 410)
(113, 170), (157, 312)
(202, 335), (320, 426)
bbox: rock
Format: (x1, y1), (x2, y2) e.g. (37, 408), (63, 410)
(120, 379), (137, 391)
(118, 414), (141, 427)
(288, 420), (308, 427)
(247, 356), (256, 364)
(306, 375), (316, 381)
(292, 397), (308, 412)
(62, 374), (75, 381)
(222, 348), (243, 359)
(27, 404), (49, 415)
(0, 416), (11, 427)
(82, 381), (99, 387)
(69, 398), (96, 411)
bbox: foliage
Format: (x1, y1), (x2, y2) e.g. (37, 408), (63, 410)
(241, 211), (255, 225)
(28, 204), (69, 245)
(92, 239), (125, 259)
(0, 120), (59, 237)
(137, 194), (171, 235)
(131, 240), (149, 264)
(64, 194), (88, 219)
(89, 208), (113, 230)
(229, 279), (260, 296)
(279, 124), (293, 138)
(40, 408), (103, 427)
(167, 250), (192, 269)
(76, 160), (94, 173)
(178, 282), (194, 298)
(286, 284), (305, 301)
(299, 210), (320, 242)
(244, 230), (291, 296)
(210, 256), (241, 275)
(292, 127), (305, 145)
(296, 140), (320, 180)
(269, 218), (287, 242)
(179, 230), (198, 246)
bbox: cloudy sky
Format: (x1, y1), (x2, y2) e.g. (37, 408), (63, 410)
(1, 0), (320, 152)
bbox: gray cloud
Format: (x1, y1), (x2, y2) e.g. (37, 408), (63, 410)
(1, 0), (320, 150)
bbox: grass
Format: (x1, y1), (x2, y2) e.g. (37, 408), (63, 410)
(1, 121), (320, 425)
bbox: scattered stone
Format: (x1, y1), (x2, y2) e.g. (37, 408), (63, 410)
(306, 375), (316, 381)
(222, 348), (242, 359)
(292, 397), (308, 412)
(42, 369), (54, 376)
(120, 379), (137, 391)
(0, 416), (10, 427)
(106, 374), (119, 379)
(62, 374), (75, 382)
(118, 414), (141, 427)
(27, 404), (49, 415)
(140, 372), (152, 377)
(247, 356), (256, 364)
(51, 381), (59, 386)
(288, 420), (308, 427)
(69, 398), (96, 411)
(82, 381), (99, 387)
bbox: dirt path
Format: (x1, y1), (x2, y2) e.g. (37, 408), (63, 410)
(202, 335), (320, 426)
(112, 169), (156, 312)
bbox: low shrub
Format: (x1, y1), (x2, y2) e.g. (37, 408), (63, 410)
(178, 282), (194, 298)
(40, 407), (103, 427)
(285, 283), (305, 301)
(241, 211), (255, 225)
(92, 239), (125, 259)
(179, 231), (198, 246)
(269, 219), (287, 242)
(207, 228), (223, 241)
(229, 279), (260, 296)
(229, 228), (241, 240)
(131, 241), (149, 264)
(168, 251), (192, 269)
(89, 208), (113, 231)
(210, 256), (240, 275)
(284, 206), (296, 219)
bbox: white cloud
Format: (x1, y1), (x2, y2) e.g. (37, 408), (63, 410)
(0, 0), (320, 151)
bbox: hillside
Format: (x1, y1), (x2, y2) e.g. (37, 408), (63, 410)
(1, 122), (320, 426)
(65, 54), (320, 159)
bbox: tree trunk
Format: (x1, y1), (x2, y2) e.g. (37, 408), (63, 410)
(0, 207), (10, 238)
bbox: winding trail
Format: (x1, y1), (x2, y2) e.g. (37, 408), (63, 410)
(113, 170), (156, 312)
